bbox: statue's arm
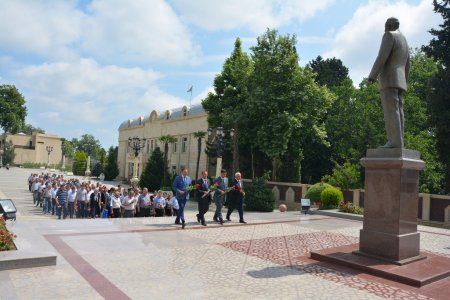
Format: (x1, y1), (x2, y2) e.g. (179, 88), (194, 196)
(368, 32), (394, 81)
(405, 51), (411, 82)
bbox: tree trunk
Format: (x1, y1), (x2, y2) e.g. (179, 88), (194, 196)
(195, 137), (201, 200)
(163, 143), (168, 186)
(272, 159), (278, 181)
(251, 147), (254, 179)
(232, 123), (239, 176)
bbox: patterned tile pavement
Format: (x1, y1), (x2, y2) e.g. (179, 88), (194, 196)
(1, 168), (449, 299)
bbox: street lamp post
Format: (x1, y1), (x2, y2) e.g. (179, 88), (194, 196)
(46, 146), (53, 169)
(61, 142), (67, 172)
(207, 127), (234, 178)
(128, 136), (146, 186)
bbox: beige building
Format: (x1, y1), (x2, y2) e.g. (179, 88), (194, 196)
(0, 132), (63, 166)
(118, 104), (209, 181)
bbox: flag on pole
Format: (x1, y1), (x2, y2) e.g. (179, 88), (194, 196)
(186, 85), (193, 93)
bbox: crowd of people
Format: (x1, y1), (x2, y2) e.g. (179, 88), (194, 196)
(28, 173), (179, 220)
(27, 166), (247, 228)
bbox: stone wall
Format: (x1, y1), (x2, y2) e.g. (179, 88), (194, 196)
(251, 179), (450, 226)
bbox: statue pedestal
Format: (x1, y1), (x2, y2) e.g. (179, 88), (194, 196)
(311, 150), (450, 287)
(356, 148), (425, 265)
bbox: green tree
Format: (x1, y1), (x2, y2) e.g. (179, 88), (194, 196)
(2, 140), (15, 165)
(18, 123), (45, 135)
(0, 85), (27, 135)
(139, 147), (165, 191)
(72, 151), (87, 176)
(307, 56), (350, 88)
(159, 135), (177, 186)
(77, 134), (101, 160)
(202, 38), (253, 173)
(244, 176), (276, 212)
(104, 146), (119, 181)
(247, 29), (334, 181)
(423, 0), (450, 193)
(92, 162), (104, 178)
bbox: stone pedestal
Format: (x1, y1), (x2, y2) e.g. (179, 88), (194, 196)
(356, 148), (425, 265)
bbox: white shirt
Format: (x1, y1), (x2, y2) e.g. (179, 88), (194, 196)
(67, 189), (77, 203)
(110, 194), (121, 209)
(170, 197), (179, 210)
(123, 195), (137, 210)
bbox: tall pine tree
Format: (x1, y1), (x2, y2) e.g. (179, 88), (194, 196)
(139, 147), (165, 191)
(423, 0), (450, 193)
(104, 146), (119, 181)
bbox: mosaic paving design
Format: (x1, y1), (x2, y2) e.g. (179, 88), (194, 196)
(221, 232), (434, 300)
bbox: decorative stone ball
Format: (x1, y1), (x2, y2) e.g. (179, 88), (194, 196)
(279, 204), (287, 212)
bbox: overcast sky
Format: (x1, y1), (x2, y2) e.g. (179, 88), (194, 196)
(0, 0), (442, 149)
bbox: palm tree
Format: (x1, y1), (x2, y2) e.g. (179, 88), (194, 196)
(193, 131), (206, 187)
(159, 134), (177, 186)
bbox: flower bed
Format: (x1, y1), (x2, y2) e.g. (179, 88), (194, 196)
(0, 218), (16, 251)
(338, 201), (364, 215)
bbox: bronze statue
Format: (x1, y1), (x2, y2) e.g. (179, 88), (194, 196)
(369, 17), (410, 148)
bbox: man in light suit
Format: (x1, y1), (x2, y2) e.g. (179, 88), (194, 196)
(226, 172), (246, 224)
(213, 169), (228, 225)
(172, 166), (191, 229)
(369, 17), (410, 148)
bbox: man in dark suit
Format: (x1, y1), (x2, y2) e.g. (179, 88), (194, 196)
(196, 170), (211, 226)
(213, 169), (228, 224)
(172, 166), (191, 229)
(226, 172), (246, 224)
(369, 17), (410, 148)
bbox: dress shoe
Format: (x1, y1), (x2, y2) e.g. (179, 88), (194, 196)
(175, 220), (181, 225)
(219, 217), (224, 225)
(239, 220), (247, 224)
(182, 220), (186, 229)
(201, 222), (207, 226)
(213, 217), (219, 222)
(196, 214), (201, 223)
(226, 217), (231, 221)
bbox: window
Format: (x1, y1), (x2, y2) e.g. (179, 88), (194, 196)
(150, 140), (154, 151)
(181, 137), (188, 153)
(173, 141), (177, 153)
(29, 141), (33, 149)
(146, 141), (149, 153)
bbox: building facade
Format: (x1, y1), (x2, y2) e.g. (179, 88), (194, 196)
(117, 104), (209, 182)
(0, 132), (63, 166)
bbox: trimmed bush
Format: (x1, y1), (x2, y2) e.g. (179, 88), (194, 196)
(320, 187), (343, 209)
(304, 182), (332, 203)
(244, 177), (275, 212)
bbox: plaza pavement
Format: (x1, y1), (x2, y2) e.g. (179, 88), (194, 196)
(0, 167), (449, 300)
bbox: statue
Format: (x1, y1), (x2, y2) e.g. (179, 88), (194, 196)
(368, 17), (410, 148)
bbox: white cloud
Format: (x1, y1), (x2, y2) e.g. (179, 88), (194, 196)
(8, 58), (186, 147)
(0, 1), (82, 60)
(173, 0), (335, 33)
(81, 0), (201, 65)
(0, 0), (200, 65)
(323, 0), (442, 85)
(192, 86), (215, 104)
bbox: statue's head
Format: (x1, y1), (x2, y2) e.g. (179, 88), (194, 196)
(385, 17), (400, 32)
